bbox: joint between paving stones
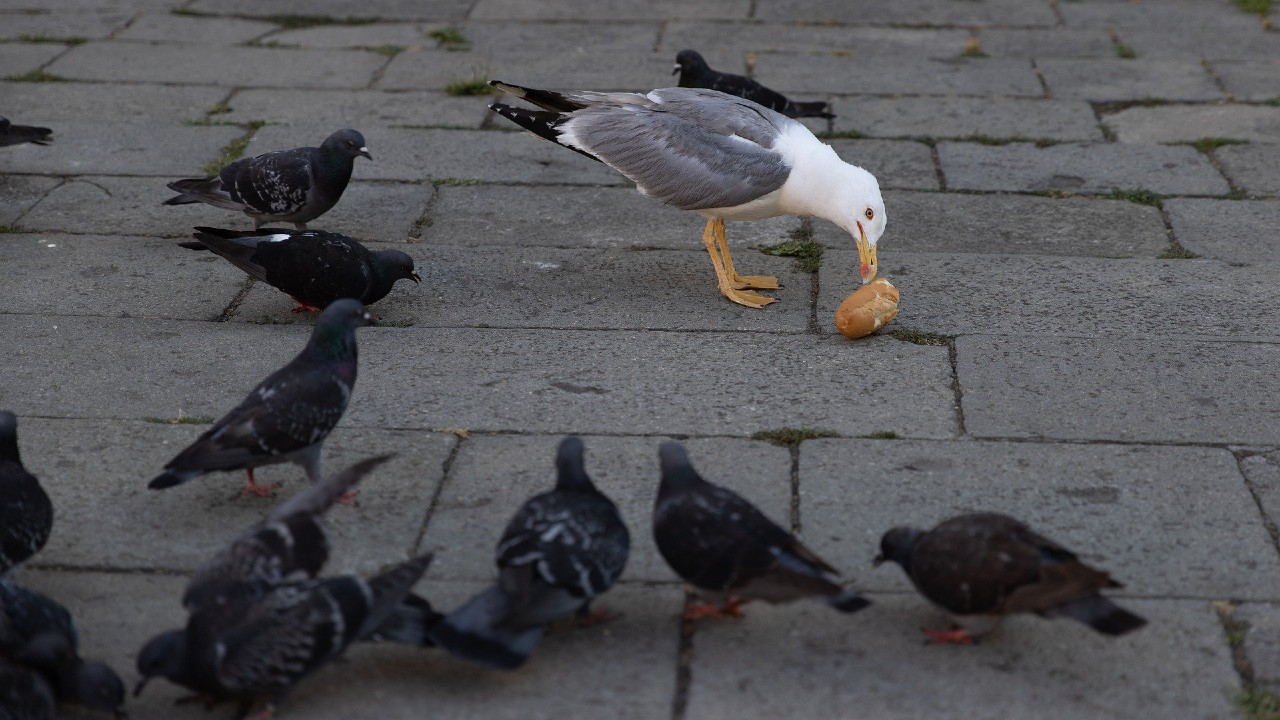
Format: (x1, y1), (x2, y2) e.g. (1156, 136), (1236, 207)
(409, 185), (441, 241)
(1235, 449), (1280, 561)
(214, 276), (255, 322)
(947, 340), (967, 437)
(411, 430), (468, 555)
(1214, 600), (1256, 690)
(671, 596), (696, 720)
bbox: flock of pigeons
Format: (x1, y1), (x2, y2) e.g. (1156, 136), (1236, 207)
(2, 51), (1144, 720)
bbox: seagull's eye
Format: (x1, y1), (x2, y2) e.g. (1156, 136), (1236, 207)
(864, 208), (875, 221)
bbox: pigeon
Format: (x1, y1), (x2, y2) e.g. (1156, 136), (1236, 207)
(134, 552), (436, 719)
(162, 129), (371, 230)
(430, 437), (630, 670)
(182, 455), (394, 612)
(654, 442), (869, 620)
(0, 411), (53, 576)
(148, 299), (375, 498)
(0, 580), (128, 718)
(874, 512), (1148, 644)
(180, 227), (420, 313)
(0, 658), (56, 720)
(673, 50), (834, 119)
(0, 117), (52, 147)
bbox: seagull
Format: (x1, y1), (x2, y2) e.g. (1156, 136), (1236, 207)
(672, 50), (835, 119)
(488, 81), (884, 308)
(875, 512), (1148, 644)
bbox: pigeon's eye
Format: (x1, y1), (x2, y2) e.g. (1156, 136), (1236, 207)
(864, 208), (875, 221)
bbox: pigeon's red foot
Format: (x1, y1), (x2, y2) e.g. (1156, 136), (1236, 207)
(240, 470), (280, 498)
(290, 299), (323, 313)
(337, 489), (359, 505)
(241, 702), (277, 720)
(922, 626), (975, 645)
(575, 607), (620, 628)
(684, 597), (750, 621)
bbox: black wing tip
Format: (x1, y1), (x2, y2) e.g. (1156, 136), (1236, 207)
(147, 471), (183, 489)
(428, 622), (534, 671)
(1090, 606), (1148, 636)
(828, 591), (872, 614)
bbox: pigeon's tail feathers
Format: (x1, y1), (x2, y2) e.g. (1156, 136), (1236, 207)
(164, 179), (244, 212)
(1044, 595), (1147, 636)
(270, 454), (395, 523)
(370, 593), (444, 647)
(787, 101), (835, 119)
(429, 584), (545, 670)
(489, 81), (588, 112)
(188, 227), (273, 282)
(148, 468), (197, 490)
(355, 552), (435, 640)
(177, 240), (209, 250)
(824, 588), (871, 614)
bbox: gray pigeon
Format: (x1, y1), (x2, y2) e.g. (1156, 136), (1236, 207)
(0, 658), (56, 720)
(162, 129), (370, 230)
(875, 512), (1147, 644)
(148, 299), (375, 497)
(0, 580), (127, 718)
(672, 50), (834, 119)
(181, 227), (420, 312)
(0, 411), (52, 576)
(134, 552), (436, 719)
(654, 442), (868, 620)
(0, 117), (52, 147)
(430, 437), (630, 670)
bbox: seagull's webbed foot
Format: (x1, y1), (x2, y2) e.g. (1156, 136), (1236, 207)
(730, 273), (781, 291)
(921, 625), (976, 645)
(702, 219), (778, 308)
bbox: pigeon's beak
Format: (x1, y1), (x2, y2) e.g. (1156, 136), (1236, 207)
(132, 677), (150, 698)
(855, 220), (877, 284)
(410, 271), (422, 284)
(671, 64), (681, 75)
(363, 310), (380, 326)
(872, 553), (886, 568)
(359, 146), (372, 161)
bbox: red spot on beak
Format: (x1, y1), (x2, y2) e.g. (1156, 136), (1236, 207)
(860, 262), (871, 279)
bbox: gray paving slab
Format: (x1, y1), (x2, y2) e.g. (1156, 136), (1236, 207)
(685, 597), (1236, 720)
(1213, 60), (1280, 102)
(0, 43), (66, 77)
(1166, 198), (1280, 264)
(377, 45), (674, 92)
(1234, 600), (1280, 694)
(0, 8), (133, 40)
(1038, 58), (1224, 102)
(0, 121), (243, 176)
(977, 28), (1117, 58)
(820, 251), (1280, 343)
(0, 81), (223, 123)
(828, 138), (939, 191)
(0, 233), (244, 321)
(955, 334), (1280, 444)
(16, 176), (233, 237)
(1240, 453), (1280, 608)
(220, 88), (490, 128)
(0, 316), (959, 438)
(754, 53), (1044, 97)
(1119, 26), (1280, 62)
(45, 41), (386, 87)
(754, 0), (1057, 26)
(250, 125), (624, 185)
(830, 96), (1103, 142)
(470, 0), (749, 20)
(937, 141), (1232, 195)
(1217, 142), (1280, 197)
(186, 0), (474, 21)
(1058, 0), (1265, 31)
(800, 438), (1277, 599)
(0, 175), (60, 225)
(233, 247), (812, 333)
(659, 21), (968, 56)
(21, 416), (454, 574)
(423, 184), (799, 249)
(421, 434), (790, 583)
(263, 22), (437, 48)
(812, 190), (1168, 257)
(462, 20), (662, 52)
(115, 12), (279, 44)
(1105, 105), (1280, 144)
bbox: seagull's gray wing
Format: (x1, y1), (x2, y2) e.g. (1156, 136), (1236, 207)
(560, 89), (795, 211)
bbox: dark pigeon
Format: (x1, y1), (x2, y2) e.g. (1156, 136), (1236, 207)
(654, 442), (868, 620)
(0, 658), (56, 720)
(0, 580), (127, 718)
(148, 299), (375, 497)
(875, 512), (1148, 644)
(672, 50), (834, 119)
(0, 412), (52, 576)
(162, 129), (371, 230)
(182, 455), (394, 612)
(0, 117), (52, 147)
(430, 437), (630, 670)
(181, 227), (420, 313)
(134, 552), (436, 718)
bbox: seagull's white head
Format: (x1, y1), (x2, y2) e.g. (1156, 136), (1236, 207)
(834, 165), (886, 284)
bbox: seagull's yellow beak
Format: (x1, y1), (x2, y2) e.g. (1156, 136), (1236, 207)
(856, 220), (877, 284)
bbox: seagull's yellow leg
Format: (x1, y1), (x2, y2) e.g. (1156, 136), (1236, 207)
(702, 219), (776, 308)
(713, 218), (781, 291)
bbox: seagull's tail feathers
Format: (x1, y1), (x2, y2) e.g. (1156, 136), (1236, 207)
(489, 80), (589, 112)
(428, 584), (545, 670)
(488, 103), (602, 164)
(786, 101), (835, 119)
(1043, 594), (1147, 636)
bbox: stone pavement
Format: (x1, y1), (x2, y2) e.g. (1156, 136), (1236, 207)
(2, 0), (1279, 717)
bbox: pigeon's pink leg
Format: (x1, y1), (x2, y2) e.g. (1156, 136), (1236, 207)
(290, 297), (324, 313)
(575, 606), (620, 627)
(240, 469), (280, 498)
(336, 489), (359, 505)
(921, 626), (975, 645)
(684, 596), (751, 621)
